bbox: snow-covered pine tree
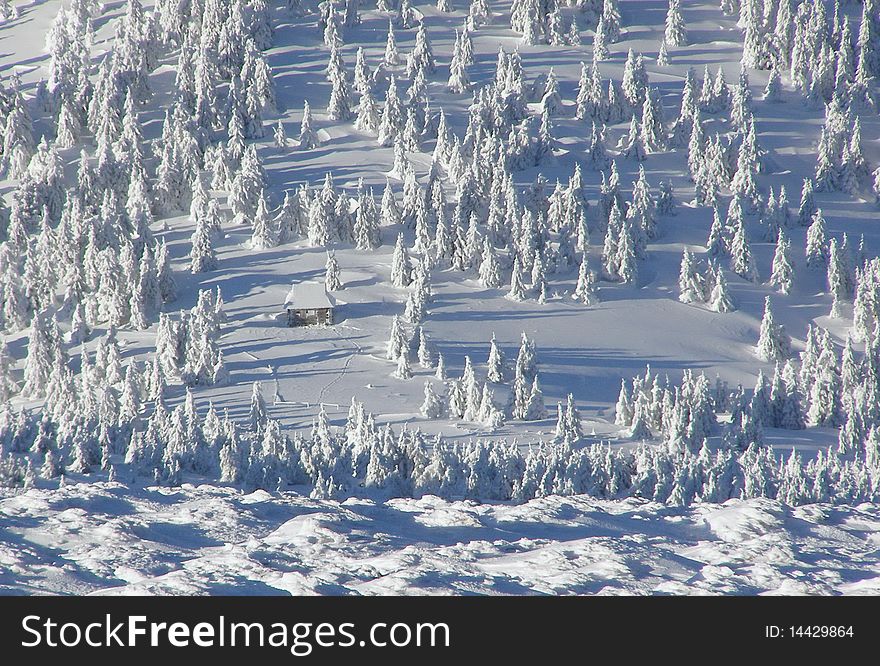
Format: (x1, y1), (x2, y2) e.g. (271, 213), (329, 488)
(592, 15), (610, 61)
(406, 22), (436, 78)
(616, 221), (639, 285)
(250, 193), (278, 250)
(797, 178), (816, 227)
(384, 20), (401, 67)
(393, 349), (412, 379)
(249, 381), (268, 433)
(601, 0), (621, 43)
(621, 114), (647, 162)
(640, 90), (666, 152)
(805, 209), (829, 269)
(416, 327), (433, 369)
(506, 257), (527, 301)
(421, 380), (444, 417)
(325, 252), (342, 291)
(533, 107), (556, 165)
(327, 46), (354, 121)
(621, 49), (648, 109)
(764, 66), (782, 102)
(523, 376), (548, 420)
(274, 120), (288, 150)
(729, 212), (758, 281)
(657, 40), (670, 66)
(827, 237), (851, 318)
(678, 248), (704, 304)
(478, 238), (503, 288)
(573, 252), (599, 305)
(664, 0), (687, 47)
(298, 100), (320, 149)
(708, 265), (736, 313)
(21, 311), (58, 399)
(386, 314), (409, 360)
(0, 338), (18, 401)
(756, 295), (790, 362)
(390, 233), (413, 287)
(768, 229), (794, 295)
(447, 30), (472, 93)
(435, 352), (447, 380)
(378, 75), (404, 147)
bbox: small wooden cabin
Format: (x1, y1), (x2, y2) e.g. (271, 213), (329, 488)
(284, 282), (334, 326)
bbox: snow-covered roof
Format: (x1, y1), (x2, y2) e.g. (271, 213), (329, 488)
(284, 281), (335, 309)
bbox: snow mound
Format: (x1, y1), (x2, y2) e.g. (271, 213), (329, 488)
(702, 499), (785, 543)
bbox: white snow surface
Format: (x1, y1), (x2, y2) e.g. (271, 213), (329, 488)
(2, 482), (880, 595)
(1, 1), (879, 594)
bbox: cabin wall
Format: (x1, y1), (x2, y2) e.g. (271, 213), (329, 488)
(287, 308), (332, 327)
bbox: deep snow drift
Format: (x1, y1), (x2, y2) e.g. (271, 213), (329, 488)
(3, 481), (880, 595)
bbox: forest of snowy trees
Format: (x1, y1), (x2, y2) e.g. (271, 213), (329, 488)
(1, 0), (880, 510)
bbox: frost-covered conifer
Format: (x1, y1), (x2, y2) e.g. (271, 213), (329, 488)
(729, 214), (758, 281)
(249, 381), (268, 433)
(486, 333), (506, 383)
(478, 238), (502, 288)
(708, 266), (736, 313)
(21, 311), (57, 399)
(190, 215), (217, 274)
(805, 209), (829, 269)
(616, 222), (639, 285)
(601, 0), (621, 43)
(386, 314), (409, 360)
(325, 252), (342, 291)
(394, 349), (412, 379)
(384, 20), (400, 66)
(756, 296), (790, 362)
(421, 380), (444, 417)
(0, 338), (18, 401)
(447, 30), (472, 93)
(573, 253), (599, 305)
(533, 107), (556, 165)
(506, 257), (527, 301)
(328, 47), (354, 121)
(522, 376), (548, 420)
(657, 40), (670, 66)
(417, 327), (433, 368)
(406, 22), (436, 78)
(640, 90), (665, 152)
(628, 403), (652, 440)
(621, 115), (647, 162)
(250, 194), (278, 250)
(827, 238), (852, 318)
(764, 66), (782, 102)
(298, 100), (320, 150)
(378, 75), (404, 147)
(678, 248), (704, 304)
(355, 87), (380, 132)
(768, 230), (794, 295)
(797, 178), (816, 227)
(390, 233), (413, 287)
(435, 352), (447, 380)
(273, 120), (288, 150)
(665, 0), (687, 47)
(592, 15), (610, 61)
(621, 49), (648, 109)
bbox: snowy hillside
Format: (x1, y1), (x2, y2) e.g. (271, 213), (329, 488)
(2, 0), (880, 594)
